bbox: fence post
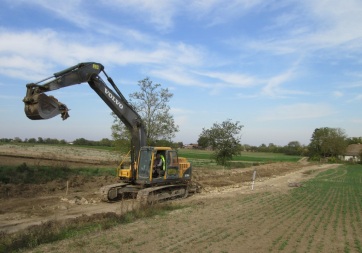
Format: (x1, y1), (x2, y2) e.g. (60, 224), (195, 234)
(251, 170), (257, 190)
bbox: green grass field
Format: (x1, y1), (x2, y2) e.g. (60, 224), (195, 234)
(178, 149), (301, 168)
(264, 164), (362, 252)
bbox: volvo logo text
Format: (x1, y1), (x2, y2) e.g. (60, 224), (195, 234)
(105, 87), (124, 109)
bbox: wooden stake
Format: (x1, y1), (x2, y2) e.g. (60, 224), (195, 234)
(251, 170), (257, 190)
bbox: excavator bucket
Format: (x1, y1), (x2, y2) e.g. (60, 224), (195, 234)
(23, 93), (69, 120)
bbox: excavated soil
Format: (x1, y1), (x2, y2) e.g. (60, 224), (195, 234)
(0, 144), (340, 252)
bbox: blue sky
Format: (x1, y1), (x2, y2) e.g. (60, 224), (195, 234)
(1, 0), (362, 146)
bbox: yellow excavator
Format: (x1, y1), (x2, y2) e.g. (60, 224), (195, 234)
(23, 62), (198, 204)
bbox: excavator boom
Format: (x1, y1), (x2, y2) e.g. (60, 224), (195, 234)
(23, 62), (102, 120)
(23, 62), (146, 177)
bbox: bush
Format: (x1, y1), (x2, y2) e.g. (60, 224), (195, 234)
(0, 203), (186, 252)
(0, 164), (114, 185)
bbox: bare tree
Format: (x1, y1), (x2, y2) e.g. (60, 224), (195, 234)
(111, 77), (179, 146)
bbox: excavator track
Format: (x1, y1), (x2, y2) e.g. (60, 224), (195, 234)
(100, 181), (202, 204)
(136, 184), (188, 206)
(100, 182), (129, 202)
(187, 181), (203, 194)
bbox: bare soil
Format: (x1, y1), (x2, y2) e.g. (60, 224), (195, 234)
(0, 144), (340, 252)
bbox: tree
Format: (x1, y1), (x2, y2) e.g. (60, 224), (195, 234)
(27, 138), (37, 143)
(198, 119), (243, 166)
(285, 141), (303, 155)
(111, 77), (179, 146)
(258, 143), (267, 152)
(99, 138), (113, 147)
(308, 127), (347, 160)
(73, 138), (87, 145)
(346, 137), (362, 145)
(13, 137), (22, 143)
(267, 143), (277, 153)
(176, 142), (184, 148)
(197, 136), (209, 149)
(111, 116), (131, 152)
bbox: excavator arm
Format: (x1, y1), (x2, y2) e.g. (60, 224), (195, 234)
(23, 62), (102, 120)
(23, 62), (146, 177)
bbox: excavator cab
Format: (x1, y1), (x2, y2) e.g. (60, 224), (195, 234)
(117, 147), (183, 183)
(134, 147), (181, 184)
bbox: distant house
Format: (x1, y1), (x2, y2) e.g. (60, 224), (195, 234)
(342, 144), (362, 162)
(184, 143), (199, 149)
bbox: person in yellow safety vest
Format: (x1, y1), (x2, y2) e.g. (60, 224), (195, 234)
(153, 153), (165, 177)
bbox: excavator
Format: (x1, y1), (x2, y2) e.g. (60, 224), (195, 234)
(23, 62), (198, 205)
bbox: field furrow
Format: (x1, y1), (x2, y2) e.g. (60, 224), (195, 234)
(13, 164), (362, 253)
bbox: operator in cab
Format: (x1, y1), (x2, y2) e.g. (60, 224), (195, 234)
(152, 153), (165, 178)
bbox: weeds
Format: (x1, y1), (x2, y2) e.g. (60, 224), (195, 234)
(0, 163), (114, 185)
(0, 203), (186, 253)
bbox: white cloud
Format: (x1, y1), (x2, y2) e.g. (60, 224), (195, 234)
(348, 94), (362, 102)
(11, 0), (148, 42)
(261, 70), (294, 97)
(150, 67), (209, 88)
(333, 91), (343, 97)
(187, 0), (266, 26)
(236, 93), (259, 99)
(0, 95), (21, 99)
(102, 0), (181, 32)
(260, 66), (309, 98)
(258, 103), (335, 121)
(11, 0), (93, 30)
(351, 119), (362, 124)
(342, 81), (362, 89)
(197, 71), (258, 88)
(223, 0), (362, 61)
(0, 29), (209, 81)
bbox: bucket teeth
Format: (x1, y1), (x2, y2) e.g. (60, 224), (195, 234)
(23, 93), (69, 120)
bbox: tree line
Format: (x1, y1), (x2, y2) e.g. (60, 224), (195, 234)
(1, 127), (360, 165)
(0, 137), (113, 147)
(198, 125), (362, 164)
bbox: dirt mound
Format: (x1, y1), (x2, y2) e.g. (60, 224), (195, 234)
(194, 162), (308, 189)
(0, 144), (121, 167)
(0, 175), (119, 199)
